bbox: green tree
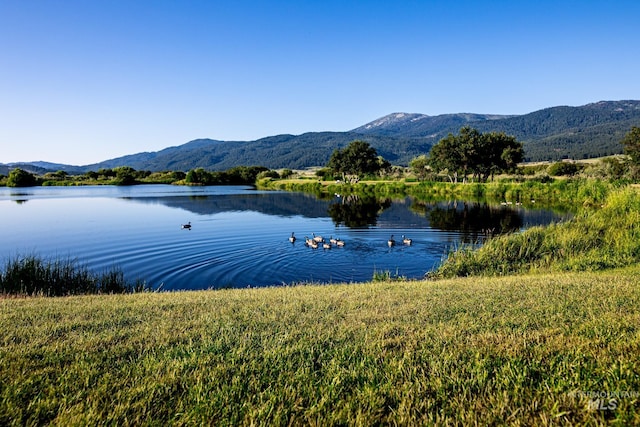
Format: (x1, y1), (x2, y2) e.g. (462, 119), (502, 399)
(328, 140), (386, 181)
(113, 166), (137, 185)
(478, 131), (523, 180)
(622, 126), (640, 165)
(171, 171), (186, 181)
(257, 170), (280, 179)
(226, 166), (269, 184)
(409, 154), (431, 181)
(185, 168), (211, 185)
(84, 171), (99, 180)
(7, 168), (37, 187)
(98, 168), (116, 178)
(601, 157), (626, 180)
(427, 133), (464, 182)
(547, 161), (580, 176)
(377, 156), (392, 176)
(428, 127), (523, 182)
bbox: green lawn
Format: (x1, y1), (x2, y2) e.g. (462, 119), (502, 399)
(2, 268), (639, 425)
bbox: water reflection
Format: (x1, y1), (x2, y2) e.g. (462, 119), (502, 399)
(0, 185), (572, 289)
(327, 195), (392, 227)
(126, 191), (565, 239)
(130, 192), (331, 218)
(411, 200), (523, 243)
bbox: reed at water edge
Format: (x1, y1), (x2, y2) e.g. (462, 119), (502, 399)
(431, 186), (640, 278)
(0, 255), (147, 296)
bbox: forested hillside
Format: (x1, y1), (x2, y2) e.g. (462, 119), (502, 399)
(77, 100), (640, 170)
(3, 100), (638, 173)
(470, 101), (640, 160)
(84, 132), (433, 172)
(355, 101), (640, 161)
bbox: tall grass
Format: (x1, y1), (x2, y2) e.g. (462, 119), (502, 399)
(432, 187), (640, 278)
(0, 255), (147, 296)
(1, 270), (639, 424)
(407, 178), (614, 208)
(258, 177), (615, 209)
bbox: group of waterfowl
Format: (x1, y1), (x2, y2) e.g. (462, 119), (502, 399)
(289, 232), (412, 249)
(289, 232), (345, 249)
(500, 200), (535, 206)
(387, 234), (412, 247)
(183, 223), (412, 248)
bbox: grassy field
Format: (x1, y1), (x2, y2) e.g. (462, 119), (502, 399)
(2, 269), (640, 425)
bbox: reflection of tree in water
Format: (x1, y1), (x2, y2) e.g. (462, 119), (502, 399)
(328, 195), (392, 227)
(412, 200), (523, 243)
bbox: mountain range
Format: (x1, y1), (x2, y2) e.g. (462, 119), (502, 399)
(3, 100), (639, 175)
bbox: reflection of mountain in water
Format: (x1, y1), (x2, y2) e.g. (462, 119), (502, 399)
(124, 193), (569, 237)
(125, 192), (334, 218)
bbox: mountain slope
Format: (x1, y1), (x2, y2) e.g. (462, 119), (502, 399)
(351, 112), (511, 137)
(470, 101), (640, 160)
(4, 100), (638, 173)
(85, 132), (435, 172)
(355, 101), (640, 161)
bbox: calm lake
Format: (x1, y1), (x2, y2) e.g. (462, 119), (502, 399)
(0, 185), (569, 290)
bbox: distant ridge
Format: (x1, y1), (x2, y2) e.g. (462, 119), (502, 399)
(3, 100), (639, 173)
(352, 112), (512, 137)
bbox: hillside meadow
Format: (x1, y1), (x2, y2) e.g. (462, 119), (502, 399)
(2, 268), (640, 425)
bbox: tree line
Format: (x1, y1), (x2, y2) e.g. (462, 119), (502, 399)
(321, 125), (640, 182)
(0, 165), (287, 188)
(321, 127), (523, 183)
(3, 126), (640, 187)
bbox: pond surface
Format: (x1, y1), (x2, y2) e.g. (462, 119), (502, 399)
(0, 185), (569, 290)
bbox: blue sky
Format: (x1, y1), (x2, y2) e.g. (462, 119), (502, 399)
(1, 1), (639, 165)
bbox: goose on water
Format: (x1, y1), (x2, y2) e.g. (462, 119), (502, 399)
(388, 235), (396, 247)
(181, 222), (192, 230)
(312, 233), (324, 243)
(402, 235), (412, 245)
(322, 239), (331, 249)
(335, 239), (345, 247)
(289, 232), (296, 243)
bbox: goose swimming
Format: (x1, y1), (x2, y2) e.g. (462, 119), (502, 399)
(388, 235), (396, 247)
(181, 222), (192, 230)
(289, 232), (296, 243)
(402, 235), (412, 245)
